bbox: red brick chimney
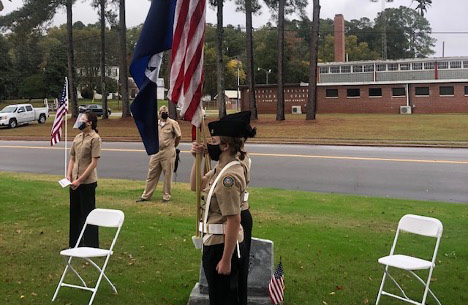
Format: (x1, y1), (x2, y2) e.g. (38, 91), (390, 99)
(334, 14), (345, 62)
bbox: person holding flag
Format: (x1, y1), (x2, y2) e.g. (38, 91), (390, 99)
(190, 112), (256, 305)
(66, 111), (101, 248)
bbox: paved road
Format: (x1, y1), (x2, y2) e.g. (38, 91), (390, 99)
(0, 140), (467, 203)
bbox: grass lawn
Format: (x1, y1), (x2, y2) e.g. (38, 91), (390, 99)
(0, 172), (467, 305)
(2, 112), (468, 146)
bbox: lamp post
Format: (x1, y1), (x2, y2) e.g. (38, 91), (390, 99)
(370, 0), (394, 59)
(257, 67), (271, 84)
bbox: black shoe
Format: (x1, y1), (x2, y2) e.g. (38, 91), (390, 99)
(136, 198), (148, 203)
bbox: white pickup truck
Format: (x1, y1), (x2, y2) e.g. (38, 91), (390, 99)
(0, 104), (49, 128)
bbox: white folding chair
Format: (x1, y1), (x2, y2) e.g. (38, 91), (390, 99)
(52, 209), (125, 305)
(376, 214), (443, 305)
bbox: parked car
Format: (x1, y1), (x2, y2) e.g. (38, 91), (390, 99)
(79, 104), (111, 117)
(0, 104), (49, 128)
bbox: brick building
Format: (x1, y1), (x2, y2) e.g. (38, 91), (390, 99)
(240, 14), (468, 115)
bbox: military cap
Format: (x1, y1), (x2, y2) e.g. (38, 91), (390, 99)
(208, 111), (255, 138)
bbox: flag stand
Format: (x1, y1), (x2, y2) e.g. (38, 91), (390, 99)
(195, 125), (201, 237)
(64, 77), (69, 178)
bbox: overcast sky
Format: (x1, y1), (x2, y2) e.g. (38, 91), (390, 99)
(2, 0), (467, 57)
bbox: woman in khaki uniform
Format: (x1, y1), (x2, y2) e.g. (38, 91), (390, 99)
(190, 111), (256, 305)
(67, 111), (101, 248)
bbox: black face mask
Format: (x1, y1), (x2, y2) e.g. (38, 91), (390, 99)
(78, 122), (88, 130)
(161, 112), (168, 120)
(207, 144), (223, 161)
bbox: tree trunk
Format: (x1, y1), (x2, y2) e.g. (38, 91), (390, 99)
(215, 0), (226, 118)
(100, 0), (108, 119)
(119, 0), (130, 117)
(306, 0), (320, 120)
(276, 0), (285, 121)
(245, 0), (257, 120)
(66, 0), (78, 118)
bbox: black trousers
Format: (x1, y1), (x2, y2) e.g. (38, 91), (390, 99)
(69, 182), (99, 248)
(239, 209), (253, 305)
(203, 242), (245, 305)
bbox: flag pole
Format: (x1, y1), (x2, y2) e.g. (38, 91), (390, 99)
(195, 125), (201, 237)
(64, 77), (69, 178)
(201, 117), (211, 173)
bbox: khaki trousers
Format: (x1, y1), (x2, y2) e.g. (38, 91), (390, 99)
(141, 147), (175, 201)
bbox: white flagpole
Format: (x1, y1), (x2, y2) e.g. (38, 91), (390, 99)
(64, 77), (69, 178)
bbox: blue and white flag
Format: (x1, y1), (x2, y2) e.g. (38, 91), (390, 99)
(130, 0), (176, 155)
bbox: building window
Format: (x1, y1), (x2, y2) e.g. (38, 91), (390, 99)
(388, 63), (398, 71)
(392, 87), (406, 97)
(326, 89), (338, 98)
(353, 65), (363, 73)
(347, 88), (360, 98)
(400, 63), (410, 70)
(341, 65), (351, 73)
(415, 87), (429, 96)
(369, 88), (382, 97)
(424, 62), (435, 70)
(463, 61), (468, 68)
(438, 62), (449, 69)
(450, 61), (462, 69)
(320, 67), (329, 74)
(376, 64), (386, 71)
(330, 66), (340, 73)
(412, 63), (423, 70)
(465, 86), (468, 95)
(364, 65), (374, 72)
(439, 86), (454, 96)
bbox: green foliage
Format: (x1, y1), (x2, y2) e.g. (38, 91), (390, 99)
(95, 76), (118, 94)
(80, 86), (94, 99)
(0, 34), (14, 100)
(319, 35), (379, 62)
(413, 0), (432, 17)
(0, 0), (60, 34)
(19, 74), (46, 99)
(43, 44), (68, 97)
(374, 6), (435, 59)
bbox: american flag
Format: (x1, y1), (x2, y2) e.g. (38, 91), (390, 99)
(50, 80), (68, 146)
(168, 0), (206, 128)
(269, 259), (285, 305)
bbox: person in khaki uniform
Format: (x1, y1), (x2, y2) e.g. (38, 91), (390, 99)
(137, 106), (181, 203)
(67, 111), (101, 248)
(190, 111), (256, 305)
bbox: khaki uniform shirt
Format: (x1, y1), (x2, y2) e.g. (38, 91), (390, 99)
(201, 160), (246, 246)
(158, 118), (181, 151)
(70, 130), (101, 184)
(238, 154), (251, 211)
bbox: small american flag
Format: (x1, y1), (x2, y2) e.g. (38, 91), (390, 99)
(50, 80), (68, 146)
(269, 259), (285, 304)
(168, 0), (205, 128)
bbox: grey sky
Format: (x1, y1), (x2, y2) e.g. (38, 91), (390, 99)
(2, 0), (467, 57)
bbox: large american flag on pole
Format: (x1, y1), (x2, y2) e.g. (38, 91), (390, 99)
(269, 259), (285, 305)
(50, 80), (68, 146)
(168, 0), (206, 128)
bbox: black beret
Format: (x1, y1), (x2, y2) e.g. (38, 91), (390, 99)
(208, 111), (255, 138)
